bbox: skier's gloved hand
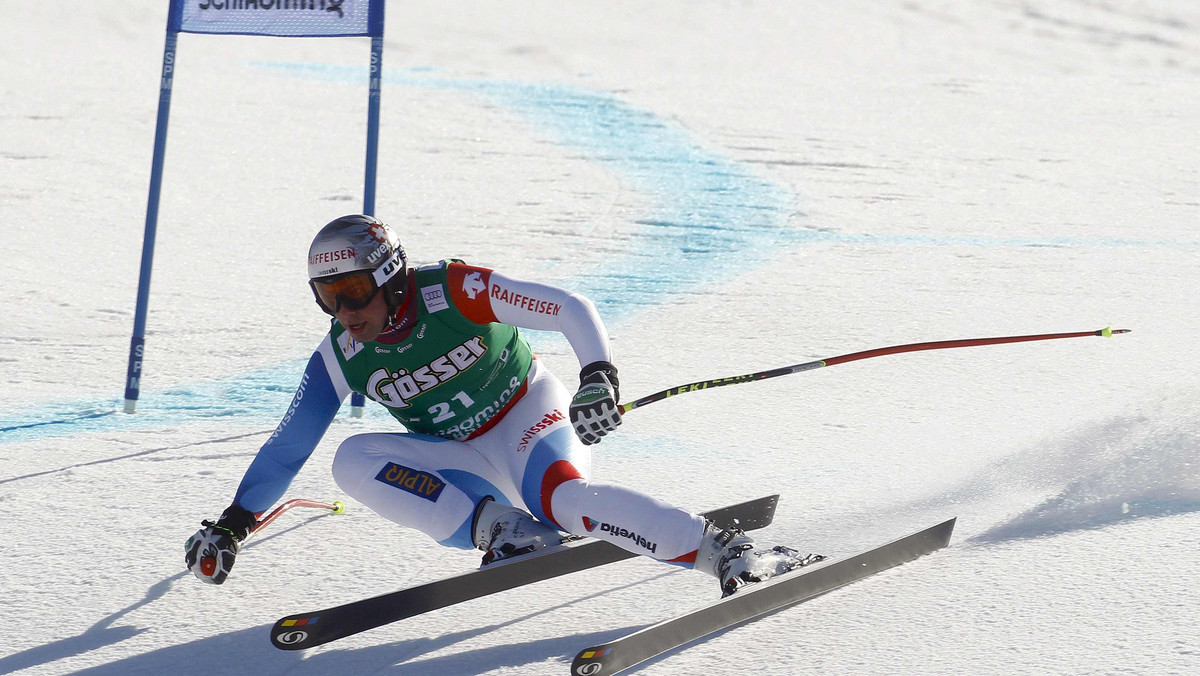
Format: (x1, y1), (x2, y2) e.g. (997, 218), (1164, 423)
(570, 361), (622, 445)
(184, 503), (257, 585)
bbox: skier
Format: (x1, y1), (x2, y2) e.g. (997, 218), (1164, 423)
(185, 214), (820, 596)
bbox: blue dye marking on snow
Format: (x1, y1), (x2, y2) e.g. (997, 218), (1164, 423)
(465, 81), (800, 319)
(250, 62), (804, 320)
(0, 359), (312, 444)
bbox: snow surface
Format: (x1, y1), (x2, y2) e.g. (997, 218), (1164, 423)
(2, 1), (1199, 674)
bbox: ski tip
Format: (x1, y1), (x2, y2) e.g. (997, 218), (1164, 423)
(933, 517), (957, 547)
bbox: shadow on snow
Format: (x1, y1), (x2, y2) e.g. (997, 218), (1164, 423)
(1, 516), (671, 676)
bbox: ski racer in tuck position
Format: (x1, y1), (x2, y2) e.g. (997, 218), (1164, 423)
(185, 214), (821, 596)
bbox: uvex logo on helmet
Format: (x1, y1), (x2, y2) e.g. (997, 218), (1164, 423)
(372, 248), (405, 286)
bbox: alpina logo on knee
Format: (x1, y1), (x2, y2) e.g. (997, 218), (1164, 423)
(374, 462), (445, 501)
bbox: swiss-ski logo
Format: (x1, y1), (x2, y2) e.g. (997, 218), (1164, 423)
(516, 409), (565, 453)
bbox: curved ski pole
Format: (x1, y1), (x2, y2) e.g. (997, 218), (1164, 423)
(621, 327), (1130, 414)
(251, 498), (346, 536)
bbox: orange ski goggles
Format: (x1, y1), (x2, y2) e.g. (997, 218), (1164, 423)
(310, 271), (380, 315)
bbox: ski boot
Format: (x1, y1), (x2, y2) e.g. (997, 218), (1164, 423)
(472, 496), (564, 566)
(694, 521), (826, 597)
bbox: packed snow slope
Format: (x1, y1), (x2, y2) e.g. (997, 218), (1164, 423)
(1, 1), (1198, 674)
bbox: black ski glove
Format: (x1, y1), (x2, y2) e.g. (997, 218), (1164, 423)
(570, 361), (622, 445)
(184, 503), (257, 585)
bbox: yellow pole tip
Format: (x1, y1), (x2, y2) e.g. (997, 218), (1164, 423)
(332, 500), (346, 515)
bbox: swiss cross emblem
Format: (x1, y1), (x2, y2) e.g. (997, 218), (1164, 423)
(368, 222), (388, 243)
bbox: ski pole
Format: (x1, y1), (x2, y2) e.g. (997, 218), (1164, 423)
(251, 498), (345, 535)
(621, 327), (1130, 414)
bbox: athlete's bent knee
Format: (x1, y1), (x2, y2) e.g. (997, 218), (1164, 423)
(331, 434), (375, 494)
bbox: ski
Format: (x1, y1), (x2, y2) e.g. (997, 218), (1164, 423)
(571, 517), (956, 675)
(270, 494), (780, 650)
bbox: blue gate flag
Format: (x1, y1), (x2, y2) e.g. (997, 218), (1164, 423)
(171, 0), (383, 38)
